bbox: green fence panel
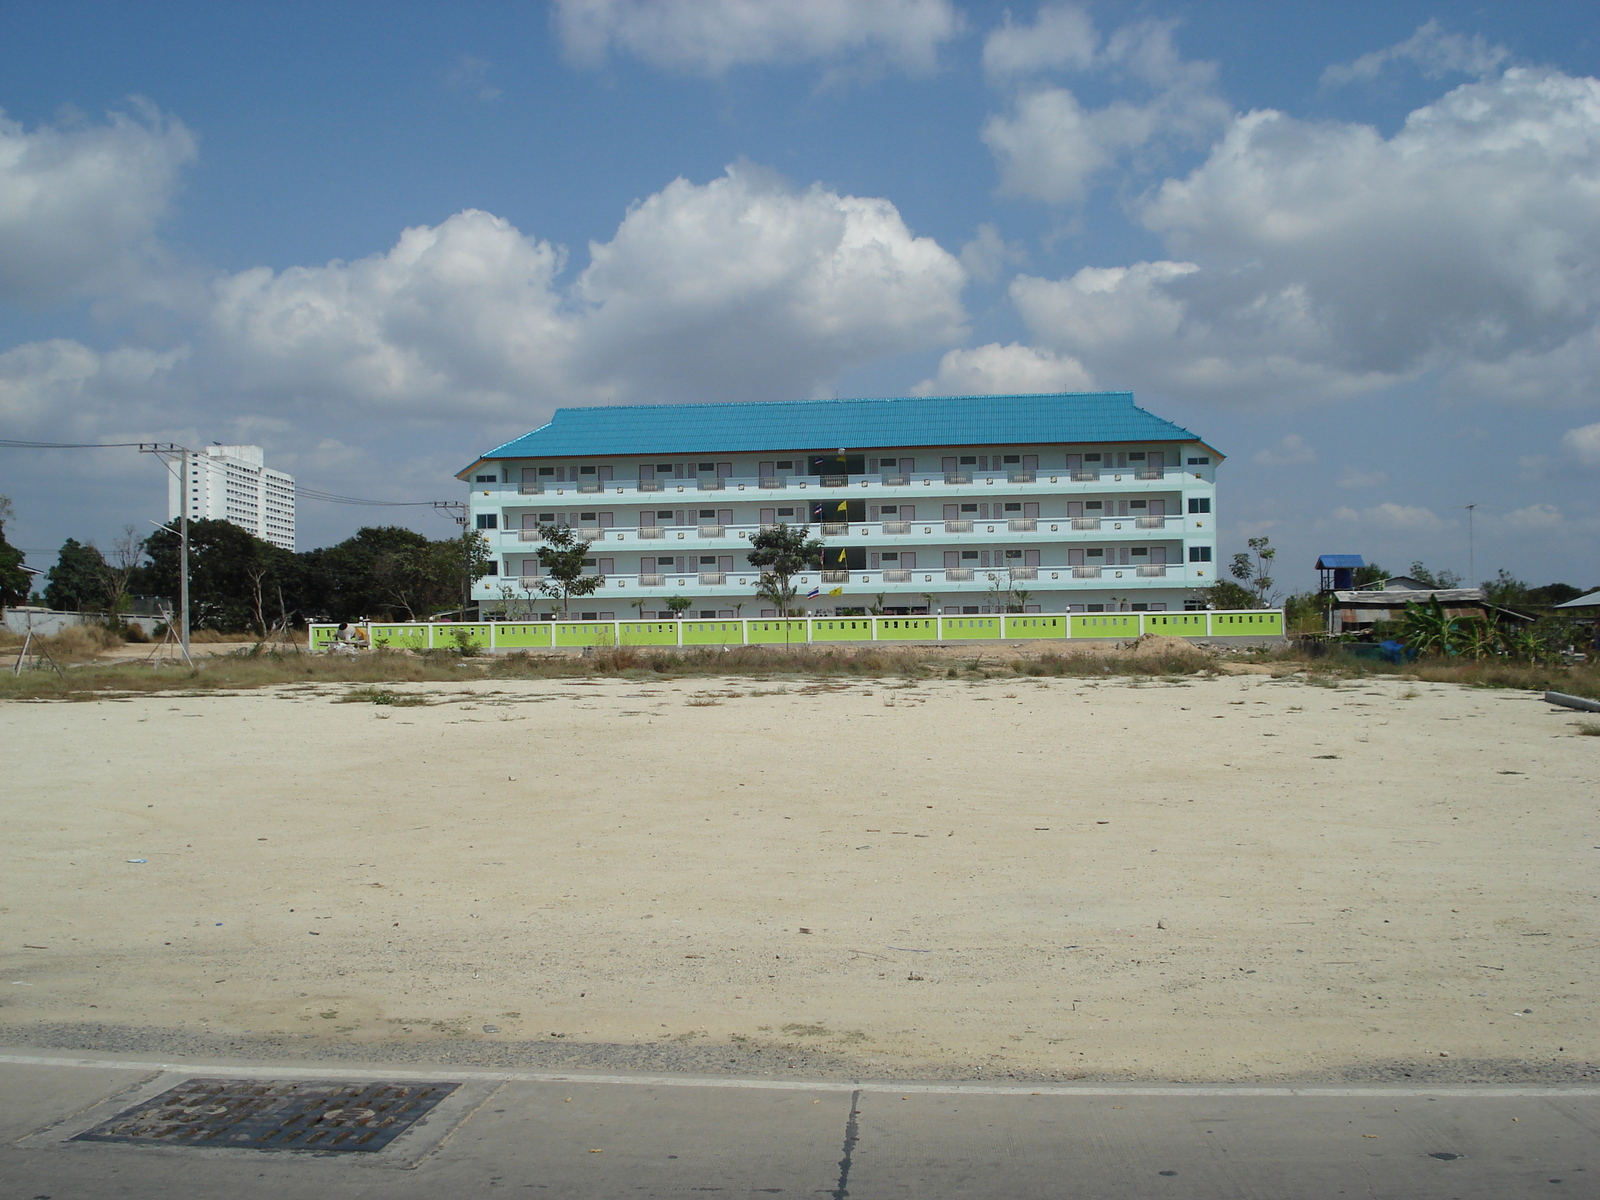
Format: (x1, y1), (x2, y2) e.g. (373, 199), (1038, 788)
(1211, 611), (1283, 637)
(681, 620), (746, 646)
(367, 623), (429, 649)
(553, 622), (617, 647)
(872, 617), (940, 641)
(1002, 616), (1067, 639)
(1070, 614), (1141, 638)
(943, 617), (1003, 640)
(618, 622), (680, 646)
(811, 618), (875, 643)
(494, 623), (554, 648)
(308, 624), (339, 650)
(746, 620), (811, 645)
(1142, 613), (1208, 635)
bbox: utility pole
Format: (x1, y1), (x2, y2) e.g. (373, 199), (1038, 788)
(1465, 504), (1476, 589)
(432, 501), (470, 616)
(140, 443), (191, 657)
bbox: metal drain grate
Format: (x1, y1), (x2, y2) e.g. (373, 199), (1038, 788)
(71, 1078), (460, 1152)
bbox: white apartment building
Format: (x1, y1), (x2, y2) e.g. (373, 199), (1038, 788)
(456, 392), (1221, 618)
(167, 444), (296, 551)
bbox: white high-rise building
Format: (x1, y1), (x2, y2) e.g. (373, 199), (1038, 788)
(167, 445), (296, 551)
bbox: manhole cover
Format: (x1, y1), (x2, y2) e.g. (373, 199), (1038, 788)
(71, 1078), (460, 1152)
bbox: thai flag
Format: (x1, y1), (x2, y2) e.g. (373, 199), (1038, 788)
(806, 586), (821, 598)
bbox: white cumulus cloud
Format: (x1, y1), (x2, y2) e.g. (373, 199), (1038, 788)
(1323, 19), (1510, 87)
(1332, 502), (1447, 533)
(192, 164), (966, 421)
(1252, 434), (1315, 465)
(912, 342), (1094, 396)
(1009, 68), (1600, 406)
(980, 12), (1229, 204)
(0, 101), (196, 306)
(553, 0), (961, 75)
(1561, 421), (1600, 467)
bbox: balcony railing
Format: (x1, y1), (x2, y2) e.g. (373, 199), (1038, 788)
(637, 479), (665, 492)
(697, 477), (725, 491)
(882, 473), (909, 486)
(1137, 564), (1167, 577)
(1008, 470), (1036, 483)
(882, 569), (911, 582)
(697, 524), (725, 538)
(821, 569), (850, 583)
(577, 526), (604, 540)
(758, 477), (788, 489)
(1137, 468), (1164, 480)
(518, 482), (544, 495)
(881, 520), (910, 535)
(1136, 515), (1165, 528)
(1071, 517), (1100, 530)
(944, 519), (973, 533)
(820, 474), (848, 487)
(636, 526), (664, 538)
(943, 472), (971, 485)
(698, 572), (725, 585)
(639, 573), (665, 587)
(518, 529), (542, 542)
(578, 481), (604, 493)
(1071, 469), (1100, 481)
(944, 568), (974, 581)
(1008, 518), (1037, 532)
(1073, 566), (1101, 578)
(821, 522), (849, 535)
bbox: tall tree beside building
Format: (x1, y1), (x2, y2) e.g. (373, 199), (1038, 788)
(534, 524), (601, 617)
(746, 523), (824, 616)
(0, 496), (30, 607)
(44, 538), (109, 611)
(137, 519), (300, 631)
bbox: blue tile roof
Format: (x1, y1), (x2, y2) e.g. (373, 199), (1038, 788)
(467, 392), (1204, 470)
(1316, 555), (1366, 569)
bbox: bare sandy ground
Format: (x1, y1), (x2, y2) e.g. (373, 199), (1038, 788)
(2, 672), (1596, 1082)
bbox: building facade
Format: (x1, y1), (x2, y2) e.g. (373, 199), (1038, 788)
(166, 444), (296, 551)
(456, 392), (1220, 618)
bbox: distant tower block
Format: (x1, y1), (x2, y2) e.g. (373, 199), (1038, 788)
(167, 444), (296, 551)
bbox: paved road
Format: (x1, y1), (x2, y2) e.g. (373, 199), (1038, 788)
(3, 1051), (1597, 1199)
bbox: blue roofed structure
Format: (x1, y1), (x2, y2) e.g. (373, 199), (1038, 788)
(1317, 554), (1365, 592)
(461, 391), (1209, 473)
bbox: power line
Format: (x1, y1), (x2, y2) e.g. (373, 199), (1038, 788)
(0, 438), (157, 449)
(294, 486), (444, 508)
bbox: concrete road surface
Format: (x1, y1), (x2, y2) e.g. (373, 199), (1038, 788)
(2, 1050), (1596, 1199)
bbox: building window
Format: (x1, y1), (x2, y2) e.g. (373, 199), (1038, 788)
(475, 474), (496, 483)
(475, 513), (498, 530)
(1189, 546), (1212, 562)
(484, 561), (499, 575)
(1188, 497), (1211, 513)
(1187, 456), (1211, 465)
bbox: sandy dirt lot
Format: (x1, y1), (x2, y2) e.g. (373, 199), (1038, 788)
(2, 671), (1596, 1082)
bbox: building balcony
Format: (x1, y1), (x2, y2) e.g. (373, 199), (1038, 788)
(944, 519), (973, 533)
(482, 465), (1190, 501)
(1007, 518), (1036, 532)
(506, 515), (1186, 547)
(697, 524), (725, 538)
(482, 563), (1204, 600)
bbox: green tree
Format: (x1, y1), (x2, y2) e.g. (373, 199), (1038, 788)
(1482, 568), (1528, 607)
(299, 526), (431, 621)
(1352, 562), (1388, 588)
(1205, 579), (1258, 610)
(44, 538), (108, 611)
(137, 519), (299, 632)
(1228, 536), (1276, 606)
(1407, 560), (1462, 589)
(96, 526), (145, 626)
(746, 522), (824, 616)
(663, 595), (692, 617)
(0, 495), (30, 607)
(534, 524), (601, 617)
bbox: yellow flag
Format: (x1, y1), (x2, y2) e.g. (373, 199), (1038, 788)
(828, 587), (844, 596)
(836, 500), (848, 512)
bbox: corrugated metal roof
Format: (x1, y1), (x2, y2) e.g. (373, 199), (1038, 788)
(1316, 554), (1365, 569)
(1556, 589), (1600, 609)
(470, 392), (1203, 465)
(1333, 589), (1485, 604)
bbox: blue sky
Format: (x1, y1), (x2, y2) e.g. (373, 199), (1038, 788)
(2, 0), (1598, 594)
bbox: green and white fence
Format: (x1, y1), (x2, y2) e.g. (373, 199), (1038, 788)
(309, 609), (1283, 652)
